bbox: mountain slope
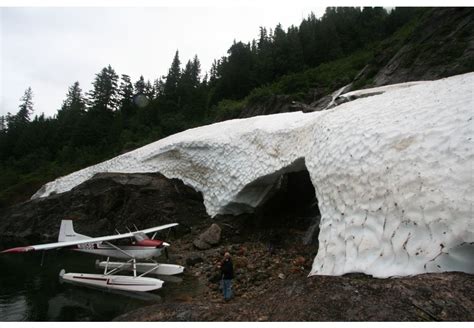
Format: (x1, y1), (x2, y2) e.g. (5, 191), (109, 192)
(231, 8), (474, 118)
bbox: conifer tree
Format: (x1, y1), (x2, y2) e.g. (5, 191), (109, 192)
(88, 65), (119, 112)
(0, 116), (5, 132)
(5, 112), (14, 129)
(191, 55), (201, 86)
(209, 59), (220, 83)
(134, 75), (146, 95)
(117, 74), (135, 120)
(16, 87), (34, 124)
(54, 82), (86, 149)
(154, 77), (165, 97)
(119, 75), (134, 104)
(163, 50), (181, 101)
(58, 82), (85, 117)
(144, 80), (155, 99)
(133, 76), (154, 106)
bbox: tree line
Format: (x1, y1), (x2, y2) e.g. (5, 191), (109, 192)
(0, 7), (420, 207)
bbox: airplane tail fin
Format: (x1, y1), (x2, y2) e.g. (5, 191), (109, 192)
(58, 220), (90, 242)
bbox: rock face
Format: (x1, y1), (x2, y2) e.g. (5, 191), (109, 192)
(0, 172), (208, 245)
(371, 8), (474, 86)
(29, 73), (474, 278)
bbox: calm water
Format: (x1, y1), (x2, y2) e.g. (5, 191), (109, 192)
(0, 250), (196, 321)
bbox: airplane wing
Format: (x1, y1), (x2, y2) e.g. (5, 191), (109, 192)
(1, 223), (178, 253)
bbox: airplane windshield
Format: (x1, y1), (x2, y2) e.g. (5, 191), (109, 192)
(133, 232), (149, 242)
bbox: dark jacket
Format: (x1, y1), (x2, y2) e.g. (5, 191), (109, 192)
(221, 258), (234, 280)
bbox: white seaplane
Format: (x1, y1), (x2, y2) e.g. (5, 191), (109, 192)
(1, 220), (184, 292)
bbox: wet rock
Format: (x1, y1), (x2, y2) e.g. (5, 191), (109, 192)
(237, 246), (247, 256)
(176, 310), (193, 321)
(302, 215), (321, 245)
(162, 202), (177, 214)
(207, 248), (222, 257)
(193, 238), (212, 250)
(209, 273), (222, 284)
(293, 256), (306, 267)
(233, 256), (249, 269)
(254, 271), (270, 282)
(186, 254), (204, 267)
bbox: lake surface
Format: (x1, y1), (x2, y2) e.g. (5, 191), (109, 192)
(0, 250), (196, 321)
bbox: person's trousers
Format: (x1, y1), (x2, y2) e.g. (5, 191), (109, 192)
(222, 279), (232, 300)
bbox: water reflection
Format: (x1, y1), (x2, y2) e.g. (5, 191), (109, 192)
(47, 285), (161, 321)
(0, 250), (194, 321)
(0, 295), (28, 321)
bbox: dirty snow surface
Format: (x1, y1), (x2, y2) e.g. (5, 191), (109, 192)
(33, 73), (474, 278)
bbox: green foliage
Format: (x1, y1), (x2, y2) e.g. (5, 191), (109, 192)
(87, 65), (119, 112)
(246, 85), (276, 105)
(17, 87), (34, 122)
(211, 99), (246, 121)
(244, 49), (372, 105)
(163, 50), (182, 104)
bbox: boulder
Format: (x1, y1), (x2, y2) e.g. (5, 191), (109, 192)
(193, 239), (211, 250)
(201, 223), (221, 245)
(193, 224), (221, 249)
(185, 254), (204, 267)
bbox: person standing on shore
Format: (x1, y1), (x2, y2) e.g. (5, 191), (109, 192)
(220, 252), (234, 301)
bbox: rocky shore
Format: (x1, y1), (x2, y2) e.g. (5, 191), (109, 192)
(116, 234), (474, 321)
(118, 212), (473, 321)
(115, 272), (474, 321)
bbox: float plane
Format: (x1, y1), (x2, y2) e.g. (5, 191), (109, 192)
(1, 220), (184, 292)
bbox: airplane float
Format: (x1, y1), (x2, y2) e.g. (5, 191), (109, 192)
(1, 220), (184, 292)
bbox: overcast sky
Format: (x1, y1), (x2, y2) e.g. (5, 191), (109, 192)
(0, 6), (326, 117)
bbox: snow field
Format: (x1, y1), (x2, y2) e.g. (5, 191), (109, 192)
(33, 73), (474, 277)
